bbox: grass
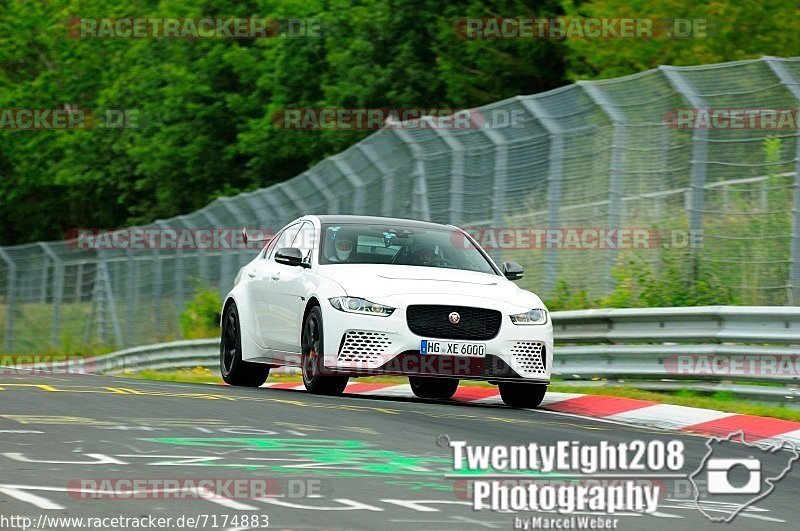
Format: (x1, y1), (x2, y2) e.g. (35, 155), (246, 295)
(128, 367), (224, 384)
(127, 368), (800, 422)
(0, 299), (184, 356)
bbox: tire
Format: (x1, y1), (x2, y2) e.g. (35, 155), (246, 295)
(220, 302), (270, 387)
(301, 305), (348, 395)
(409, 376), (459, 400)
(498, 382), (547, 408)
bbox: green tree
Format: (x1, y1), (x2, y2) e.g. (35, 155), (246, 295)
(564, 0), (800, 79)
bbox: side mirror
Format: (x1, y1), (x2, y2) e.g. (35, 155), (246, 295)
(502, 261), (524, 280)
(275, 247), (309, 268)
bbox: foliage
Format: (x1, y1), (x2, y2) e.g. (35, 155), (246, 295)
(0, 0), (569, 244)
(3, 1), (796, 245)
(543, 132), (791, 308)
(544, 279), (589, 311)
(563, 0), (800, 80)
(179, 288), (222, 339)
(544, 251), (740, 310)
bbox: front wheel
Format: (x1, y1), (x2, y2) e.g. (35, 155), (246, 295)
(301, 306), (348, 395)
(498, 382), (547, 408)
(409, 376), (459, 399)
(220, 302), (270, 387)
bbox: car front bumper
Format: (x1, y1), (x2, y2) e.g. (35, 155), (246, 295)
(320, 296), (553, 383)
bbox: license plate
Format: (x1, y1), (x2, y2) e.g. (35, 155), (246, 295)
(420, 340), (486, 357)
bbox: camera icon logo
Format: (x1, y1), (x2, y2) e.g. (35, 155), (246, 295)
(706, 458), (761, 494)
(689, 430), (799, 522)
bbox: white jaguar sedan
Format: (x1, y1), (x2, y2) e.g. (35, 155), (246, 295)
(220, 215), (553, 408)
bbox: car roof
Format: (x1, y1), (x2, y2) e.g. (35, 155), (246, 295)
(312, 215), (455, 231)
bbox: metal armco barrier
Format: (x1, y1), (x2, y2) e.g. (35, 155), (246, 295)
(552, 306), (800, 382)
(14, 306), (799, 396)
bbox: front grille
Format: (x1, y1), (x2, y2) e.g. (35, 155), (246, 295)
(510, 341), (546, 374)
(337, 330), (391, 363)
(406, 305), (501, 340)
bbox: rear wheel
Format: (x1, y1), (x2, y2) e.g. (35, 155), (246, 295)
(409, 376), (459, 400)
(498, 382), (547, 408)
(220, 302), (270, 387)
(301, 306), (348, 395)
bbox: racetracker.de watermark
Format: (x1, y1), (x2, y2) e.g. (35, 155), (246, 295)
(272, 108), (486, 130)
(455, 228), (703, 250)
(65, 228), (276, 250)
(67, 17), (322, 38)
(665, 108), (800, 130)
(67, 478), (322, 499)
(666, 354), (800, 377)
(0, 355), (97, 375)
(0, 108), (139, 130)
(271, 352), (485, 376)
(454, 17), (708, 40)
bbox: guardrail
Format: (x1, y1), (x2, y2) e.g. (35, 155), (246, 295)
(11, 306), (800, 401)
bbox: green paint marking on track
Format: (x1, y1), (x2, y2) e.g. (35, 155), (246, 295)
(146, 437), (554, 480)
(147, 437), (452, 478)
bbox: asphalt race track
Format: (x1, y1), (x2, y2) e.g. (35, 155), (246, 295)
(0, 372), (798, 530)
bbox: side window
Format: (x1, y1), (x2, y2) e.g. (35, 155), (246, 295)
(292, 221), (317, 264)
(268, 223), (302, 260)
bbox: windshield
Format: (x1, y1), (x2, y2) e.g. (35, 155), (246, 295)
(318, 223), (498, 275)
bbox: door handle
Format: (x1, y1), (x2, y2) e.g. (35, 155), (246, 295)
(247, 272), (256, 279)
(270, 273), (281, 281)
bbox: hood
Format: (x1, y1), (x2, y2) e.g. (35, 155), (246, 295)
(317, 264), (543, 309)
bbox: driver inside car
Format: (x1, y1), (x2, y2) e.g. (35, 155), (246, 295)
(331, 235), (354, 262)
(410, 243), (438, 266)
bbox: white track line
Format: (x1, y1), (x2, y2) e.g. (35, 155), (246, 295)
(605, 403), (736, 430)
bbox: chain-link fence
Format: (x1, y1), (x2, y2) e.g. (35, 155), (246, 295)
(2, 56), (800, 353)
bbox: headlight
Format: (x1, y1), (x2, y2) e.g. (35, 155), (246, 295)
(329, 297), (395, 316)
(509, 308), (548, 325)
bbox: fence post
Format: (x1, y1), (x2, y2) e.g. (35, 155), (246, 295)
(100, 258), (123, 348)
(661, 66), (708, 283)
(154, 220), (184, 337)
(427, 123), (465, 226)
(150, 244), (163, 340)
(217, 196), (253, 285)
(308, 170), (341, 215)
(519, 97), (564, 294)
(764, 56), (800, 304)
(478, 123), (509, 264)
(84, 253), (122, 348)
(125, 249), (135, 347)
(37, 242), (63, 348)
(581, 82), (626, 293)
(153, 220), (181, 339)
(179, 214), (207, 285)
(357, 143), (395, 218)
(199, 209), (224, 301)
(390, 127), (432, 221)
(0, 248), (15, 351)
(332, 155), (366, 214)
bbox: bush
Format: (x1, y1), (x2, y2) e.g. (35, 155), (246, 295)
(179, 289), (222, 339)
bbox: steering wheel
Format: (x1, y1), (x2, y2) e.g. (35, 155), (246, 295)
(427, 256), (457, 268)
